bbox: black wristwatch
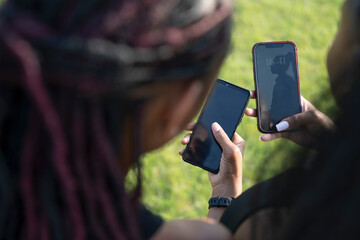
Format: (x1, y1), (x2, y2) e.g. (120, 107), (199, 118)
(208, 196), (234, 209)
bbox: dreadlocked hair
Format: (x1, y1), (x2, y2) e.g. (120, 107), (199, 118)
(0, 0), (233, 239)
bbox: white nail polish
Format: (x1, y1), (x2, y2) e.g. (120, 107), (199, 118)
(276, 121), (289, 132)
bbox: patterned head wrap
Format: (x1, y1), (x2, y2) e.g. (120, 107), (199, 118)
(0, 0), (232, 96)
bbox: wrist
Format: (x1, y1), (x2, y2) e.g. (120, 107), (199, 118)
(208, 206), (226, 221)
(207, 196), (235, 221)
(212, 183), (242, 198)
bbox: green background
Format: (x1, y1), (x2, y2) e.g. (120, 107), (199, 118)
(138, 0), (344, 220)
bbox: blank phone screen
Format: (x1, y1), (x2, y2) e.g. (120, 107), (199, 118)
(182, 79), (250, 173)
(253, 42), (301, 132)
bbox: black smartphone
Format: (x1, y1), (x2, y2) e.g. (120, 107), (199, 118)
(182, 79), (250, 174)
(252, 41), (301, 133)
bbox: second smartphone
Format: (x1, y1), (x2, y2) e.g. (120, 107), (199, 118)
(252, 41), (302, 133)
(182, 79), (250, 174)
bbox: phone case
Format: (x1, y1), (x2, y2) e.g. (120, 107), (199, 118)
(252, 41), (302, 133)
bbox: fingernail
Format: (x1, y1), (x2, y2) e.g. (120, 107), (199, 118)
(212, 122), (221, 132)
(260, 134), (271, 141)
(276, 121), (289, 132)
(182, 135), (189, 143)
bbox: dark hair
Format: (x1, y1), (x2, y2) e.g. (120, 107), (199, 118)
(0, 0), (232, 239)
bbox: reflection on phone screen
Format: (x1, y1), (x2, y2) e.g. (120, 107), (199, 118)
(254, 43), (301, 132)
(183, 80), (250, 173)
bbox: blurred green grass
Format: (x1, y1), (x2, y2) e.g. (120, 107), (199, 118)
(140, 0), (344, 220)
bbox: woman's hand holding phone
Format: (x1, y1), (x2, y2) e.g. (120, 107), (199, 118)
(180, 122), (244, 220)
(179, 122), (244, 199)
(245, 91), (336, 149)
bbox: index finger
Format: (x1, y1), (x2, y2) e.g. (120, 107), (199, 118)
(245, 108), (257, 117)
(232, 132), (245, 153)
(250, 90), (256, 99)
(184, 122), (196, 131)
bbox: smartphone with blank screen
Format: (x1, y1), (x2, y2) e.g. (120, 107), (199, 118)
(182, 79), (250, 174)
(252, 41), (301, 133)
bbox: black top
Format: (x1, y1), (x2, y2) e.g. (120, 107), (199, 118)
(138, 204), (164, 239)
(220, 166), (308, 233)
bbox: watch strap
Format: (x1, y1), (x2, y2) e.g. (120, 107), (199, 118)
(208, 196), (234, 209)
